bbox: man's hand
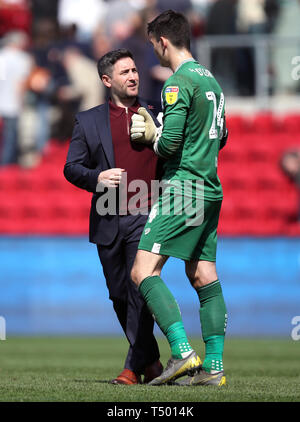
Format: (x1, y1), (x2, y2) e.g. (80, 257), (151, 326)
(97, 168), (125, 187)
(130, 107), (158, 144)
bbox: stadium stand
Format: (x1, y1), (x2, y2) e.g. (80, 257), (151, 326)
(218, 112), (300, 236)
(0, 112), (299, 237)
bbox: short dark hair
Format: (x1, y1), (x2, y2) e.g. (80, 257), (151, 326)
(147, 10), (191, 51)
(97, 49), (134, 79)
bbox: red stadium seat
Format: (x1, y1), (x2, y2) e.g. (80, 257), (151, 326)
(248, 113), (277, 134)
(241, 135), (277, 163)
(0, 165), (22, 191)
(285, 222), (300, 236)
(226, 115), (248, 134)
(253, 164), (286, 190)
(0, 114), (299, 237)
(220, 163), (256, 190)
(0, 193), (22, 219)
(281, 114), (300, 135)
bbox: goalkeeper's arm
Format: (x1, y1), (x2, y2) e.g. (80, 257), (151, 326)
(130, 107), (161, 144)
(131, 107), (228, 157)
(130, 107), (184, 159)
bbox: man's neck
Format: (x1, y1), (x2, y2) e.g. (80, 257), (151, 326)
(110, 94), (137, 109)
(169, 49), (193, 73)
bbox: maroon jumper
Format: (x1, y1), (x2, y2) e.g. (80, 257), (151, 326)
(109, 100), (158, 214)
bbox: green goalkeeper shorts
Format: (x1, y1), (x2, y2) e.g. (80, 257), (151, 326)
(138, 186), (222, 262)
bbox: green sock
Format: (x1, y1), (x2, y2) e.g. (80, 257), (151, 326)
(165, 321), (193, 359)
(196, 280), (227, 373)
(139, 276), (192, 359)
(202, 335), (224, 372)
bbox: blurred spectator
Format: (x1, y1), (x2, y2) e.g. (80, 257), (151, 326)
(235, 0), (268, 96)
(58, 46), (104, 111)
(31, 17), (59, 48)
(280, 148), (300, 220)
(189, 1), (213, 39)
(52, 46), (104, 141)
(191, 0), (217, 17)
(17, 18), (59, 168)
(205, 0), (238, 94)
(156, 0), (206, 40)
(156, 0), (193, 13)
(57, 0), (107, 43)
(30, 0), (59, 21)
(120, 7), (172, 103)
(206, 0), (237, 35)
(264, 0), (280, 33)
(103, 0), (144, 49)
(235, 0), (280, 95)
(0, 30), (32, 166)
(92, 26), (112, 61)
(237, 0), (267, 34)
(18, 14), (103, 163)
(146, 48), (173, 103)
(18, 58), (53, 168)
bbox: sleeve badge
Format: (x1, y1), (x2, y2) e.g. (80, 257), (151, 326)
(165, 86), (179, 105)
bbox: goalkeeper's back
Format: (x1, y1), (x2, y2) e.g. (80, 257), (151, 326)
(158, 59), (225, 201)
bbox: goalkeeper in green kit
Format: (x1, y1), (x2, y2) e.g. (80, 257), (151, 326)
(130, 10), (229, 386)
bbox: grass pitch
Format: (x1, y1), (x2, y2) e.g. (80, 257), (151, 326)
(0, 336), (299, 402)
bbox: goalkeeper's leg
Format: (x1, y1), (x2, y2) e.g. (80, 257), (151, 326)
(131, 250), (201, 385)
(183, 260), (227, 385)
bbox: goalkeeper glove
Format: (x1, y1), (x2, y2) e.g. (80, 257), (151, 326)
(131, 107), (160, 144)
(220, 128), (228, 150)
(219, 114), (228, 150)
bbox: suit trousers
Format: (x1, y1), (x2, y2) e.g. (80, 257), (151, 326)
(97, 213), (160, 374)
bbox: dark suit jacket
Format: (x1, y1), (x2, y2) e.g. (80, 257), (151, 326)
(64, 98), (162, 246)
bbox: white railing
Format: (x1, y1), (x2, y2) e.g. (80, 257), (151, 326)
(196, 34), (300, 109)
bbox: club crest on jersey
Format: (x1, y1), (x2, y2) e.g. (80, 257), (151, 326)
(165, 86), (179, 105)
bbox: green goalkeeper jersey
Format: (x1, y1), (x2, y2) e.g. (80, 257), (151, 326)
(155, 58), (225, 201)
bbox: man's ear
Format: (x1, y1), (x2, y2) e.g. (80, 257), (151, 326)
(160, 37), (168, 53)
(101, 74), (111, 88)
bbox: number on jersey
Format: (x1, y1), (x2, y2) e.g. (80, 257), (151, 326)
(206, 91), (225, 140)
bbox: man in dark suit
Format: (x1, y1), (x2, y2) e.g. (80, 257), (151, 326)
(64, 49), (163, 384)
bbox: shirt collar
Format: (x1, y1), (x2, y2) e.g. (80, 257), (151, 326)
(174, 58), (196, 74)
(109, 98), (139, 116)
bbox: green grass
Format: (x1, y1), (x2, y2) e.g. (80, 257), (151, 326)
(0, 336), (299, 402)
